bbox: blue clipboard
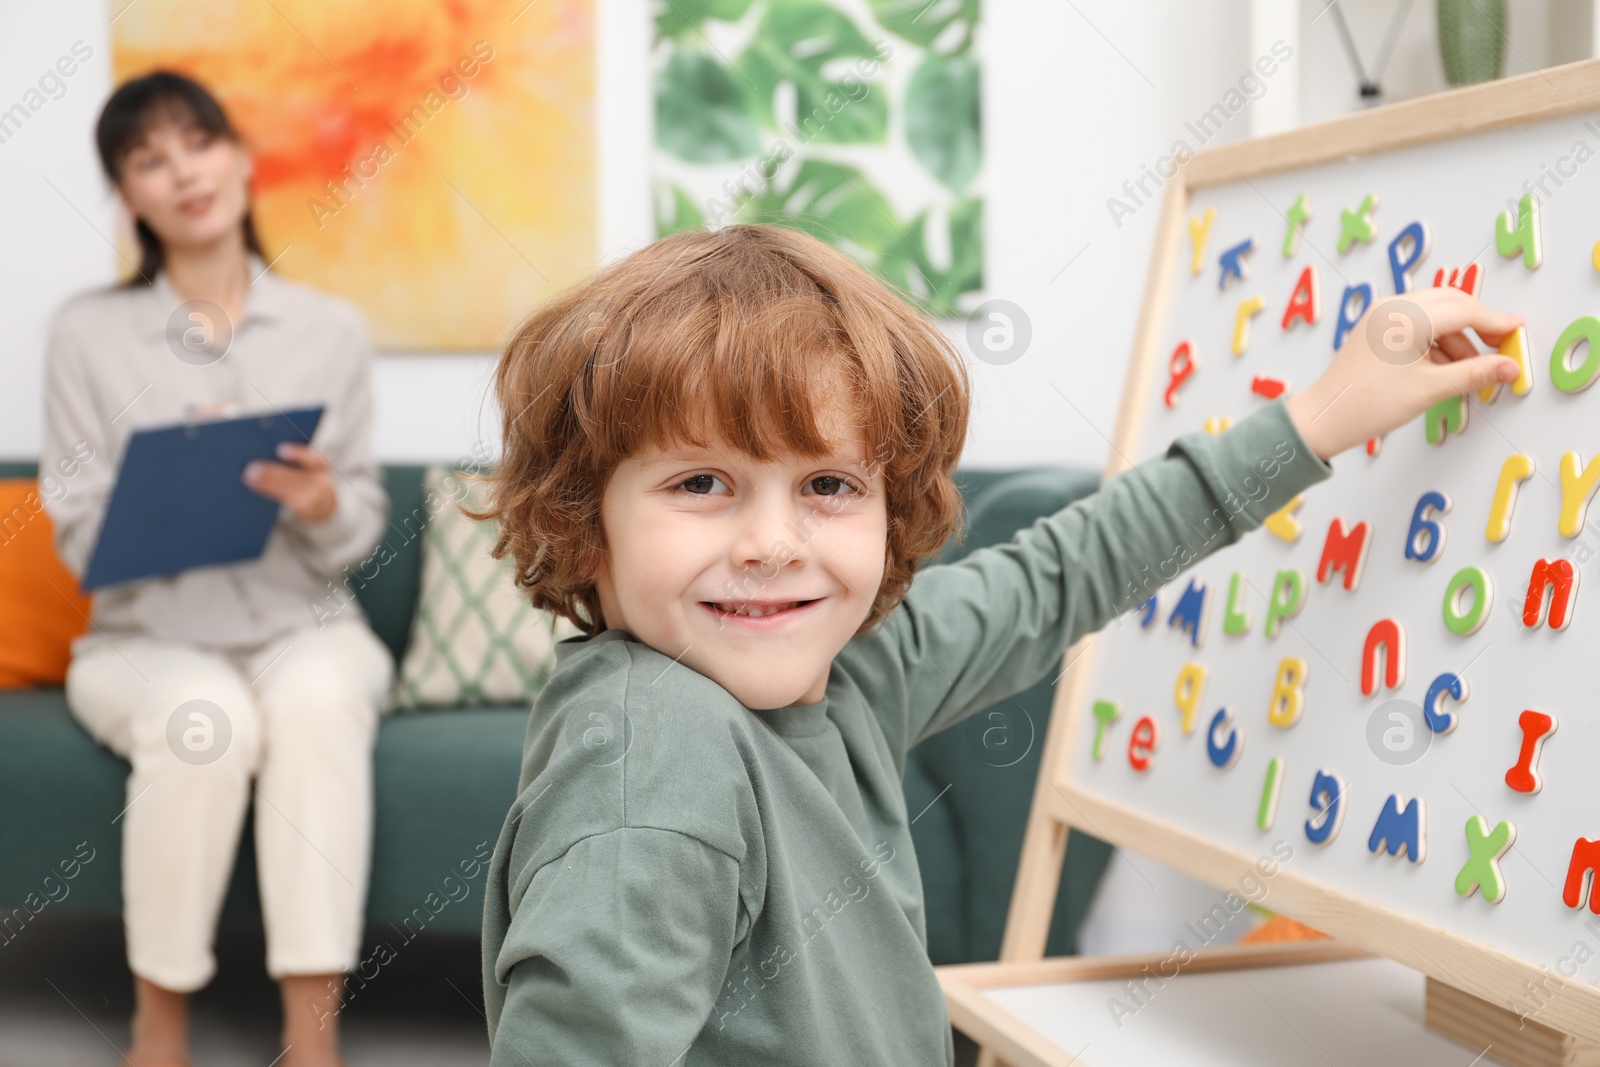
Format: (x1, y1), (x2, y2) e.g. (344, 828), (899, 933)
(82, 405), (325, 591)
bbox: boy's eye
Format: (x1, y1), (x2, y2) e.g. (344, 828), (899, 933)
(806, 475), (860, 497)
(678, 473), (730, 495)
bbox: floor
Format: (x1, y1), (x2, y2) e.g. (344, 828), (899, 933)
(0, 913), (491, 1067)
(0, 912), (982, 1066)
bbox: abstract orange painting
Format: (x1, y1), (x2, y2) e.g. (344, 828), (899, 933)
(111, 0), (597, 350)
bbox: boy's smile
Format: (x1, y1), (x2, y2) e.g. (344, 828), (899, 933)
(593, 406), (888, 711)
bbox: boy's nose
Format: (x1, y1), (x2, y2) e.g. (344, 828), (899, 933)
(731, 497), (809, 577)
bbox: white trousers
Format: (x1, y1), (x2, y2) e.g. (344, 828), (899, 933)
(65, 619), (394, 992)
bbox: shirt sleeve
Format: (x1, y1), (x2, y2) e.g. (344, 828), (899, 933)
(844, 396), (1335, 754)
(485, 826), (743, 1066)
(277, 307), (388, 576)
(40, 308), (113, 580)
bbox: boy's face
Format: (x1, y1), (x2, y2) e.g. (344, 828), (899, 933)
(593, 407), (888, 710)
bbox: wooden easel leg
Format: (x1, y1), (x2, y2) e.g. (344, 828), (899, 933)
(1424, 976), (1600, 1067)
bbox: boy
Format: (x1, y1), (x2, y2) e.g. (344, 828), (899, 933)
(474, 224), (1520, 1065)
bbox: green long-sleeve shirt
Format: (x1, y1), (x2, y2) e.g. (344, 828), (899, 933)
(480, 396), (1333, 1065)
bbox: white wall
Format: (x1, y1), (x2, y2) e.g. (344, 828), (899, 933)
(0, 1), (1576, 470)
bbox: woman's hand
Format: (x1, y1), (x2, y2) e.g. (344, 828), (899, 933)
(244, 442), (337, 523)
(1285, 286), (1524, 462)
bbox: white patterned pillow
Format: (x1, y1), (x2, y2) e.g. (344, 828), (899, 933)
(389, 466), (581, 710)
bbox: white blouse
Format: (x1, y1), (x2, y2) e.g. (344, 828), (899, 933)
(41, 255), (388, 656)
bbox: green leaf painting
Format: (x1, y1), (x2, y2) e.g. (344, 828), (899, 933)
(656, 49), (767, 163)
(735, 0), (889, 144)
(652, 0), (983, 318)
(906, 53), (979, 194)
(866, 0), (977, 52)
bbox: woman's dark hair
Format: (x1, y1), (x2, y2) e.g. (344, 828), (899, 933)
(94, 70), (267, 285)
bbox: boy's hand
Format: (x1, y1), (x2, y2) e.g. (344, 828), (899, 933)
(1284, 286), (1523, 462)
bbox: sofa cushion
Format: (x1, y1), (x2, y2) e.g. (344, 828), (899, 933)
(0, 480), (91, 687)
(390, 466), (580, 710)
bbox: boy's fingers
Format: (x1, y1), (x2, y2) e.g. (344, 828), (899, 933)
(1433, 330), (1480, 363)
(1406, 287), (1521, 346)
(1434, 353), (1519, 398)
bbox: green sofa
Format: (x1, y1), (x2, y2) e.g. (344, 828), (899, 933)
(0, 460), (1111, 966)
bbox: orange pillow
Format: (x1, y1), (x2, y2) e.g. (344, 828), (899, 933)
(0, 479), (92, 687)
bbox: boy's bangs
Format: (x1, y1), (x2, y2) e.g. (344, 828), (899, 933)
(588, 295), (882, 468)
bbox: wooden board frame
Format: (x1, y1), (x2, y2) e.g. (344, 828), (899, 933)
(939, 940), (1373, 1067)
(941, 56), (1600, 1065)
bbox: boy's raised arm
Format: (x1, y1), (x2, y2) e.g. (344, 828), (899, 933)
(483, 820), (744, 1065)
(845, 396), (1333, 753)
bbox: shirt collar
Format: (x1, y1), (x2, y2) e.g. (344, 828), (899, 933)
(138, 252), (290, 341)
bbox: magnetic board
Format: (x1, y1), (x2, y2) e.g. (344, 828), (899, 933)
(1039, 59), (1600, 1045)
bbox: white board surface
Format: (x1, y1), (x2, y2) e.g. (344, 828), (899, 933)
(982, 957), (1493, 1066)
(1071, 105), (1600, 1005)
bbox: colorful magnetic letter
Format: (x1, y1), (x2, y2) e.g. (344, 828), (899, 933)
(1304, 770), (1347, 846)
(1495, 193), (1542, 270)
(1282, 265), (1319, 330)
(1316, 519), (1371, 591)
(1282, 193), (1311, 257)
(1128, 716), (1159, 772)
(1189, 207), (1216, 275)
(1360, 618), (1405, 696)
(1505, 710), (1557, 794)
(1423, 672), (1467, 735)
(1223, 572), (1251, 636)
(1486, 455), (1535, 543)
(1206, 707), (1242, 770)
(1232, 295), (1267, 355)
(1265, 494), (1305, 543)
(1173, 662), (1207, 735)
(1479, 326), (1533, 403)
(1563, 838), (1600, 912)
(1258, 756), (1284, 830)
(1405, 491), (1451, 562)
(1267, 657), (1308, 728)
(1558, 452), (1600, 537)
(1431, 263), (1482, 297)
(1203, 416), (1233, 435)
(1264, 569), (1306, 638)
(1164, 340), (1196, 407)
(1442, 566), (1492, 636)
(1091, 699), (1119, 761)
(1368, 794), (1426, 863)
(1250, 375), (1288, 400)
(1333, 283), (1372, 352)
(1337, 193), (1379, 254)
(1218, 238), (1254, 291)
(1523, 558), (1579, 630)
(1387, 221), (1430, 294)
(1423, 395), (1468, 445)
(1456, 816), (1515, 904)
(1551, 316), (1600, 393)
(1137, 595), (1158, 629)
(1167, 577), (1209, 649)
(1366, 436), (1383, 457)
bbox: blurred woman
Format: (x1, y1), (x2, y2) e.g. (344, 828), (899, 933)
(42, 70), (393, 1067)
